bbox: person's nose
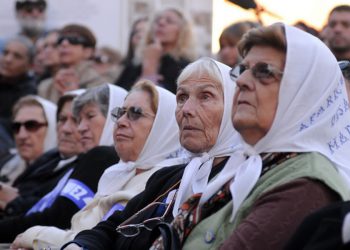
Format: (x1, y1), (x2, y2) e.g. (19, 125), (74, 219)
(116, 113), (129, 128)
(236, 70), (255, 92)
(16, 126), (29, 139)
(181, 97), (197, 117)
(77, 119), (88, 134)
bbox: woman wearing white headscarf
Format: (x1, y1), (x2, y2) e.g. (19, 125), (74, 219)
(12, 80), (187, 249)
(0, 95), (57, 185)
(72, 83), (128, 151)
(180, 23), (350, 250)
(58, 57), (241, 250)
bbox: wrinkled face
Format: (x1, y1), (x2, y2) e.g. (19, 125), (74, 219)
(43, 32), (60, 67)
(176, 74), (224, 153)
(58, 33), (92, 66)
(153, 10), (182, 48)
(0, 41), (30, 78)
(219, 37), (240, 67)
(57, 100), (84, 158)
(327, 11), (350, 53)
(232, 45), (285, 145)
(114, 91), (155, 162)
(77, 103), (106, 152)
(14, 105), (47, 163)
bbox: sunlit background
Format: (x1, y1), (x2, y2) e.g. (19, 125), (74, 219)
(212, 0), (350, 53)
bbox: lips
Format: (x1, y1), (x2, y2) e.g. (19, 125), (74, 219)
(115, 133), (131, 140)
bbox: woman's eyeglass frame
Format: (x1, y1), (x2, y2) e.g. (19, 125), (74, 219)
(116, 194), (176, 238)
(11, 120), (48, 134)
(230, 62), (284, 82)
(111, 106), (155, 122)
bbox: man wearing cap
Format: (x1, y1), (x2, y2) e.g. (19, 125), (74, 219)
(38, 24), (107, 103)
(324, 5), (350, 60)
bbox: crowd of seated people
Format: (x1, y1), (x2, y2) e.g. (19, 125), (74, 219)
(0, 0), (350, 249)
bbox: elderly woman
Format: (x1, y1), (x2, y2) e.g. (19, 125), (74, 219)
(0, 91), (84, 219)
(0, 84), (126, 242)
(73, 83), (127, 151)
(11, 80), (186, 249)
(60, 57), (238, 250)
(0, 95), (57, 186)
(115, 8), (197, 93)
(174, 24), (350, 250)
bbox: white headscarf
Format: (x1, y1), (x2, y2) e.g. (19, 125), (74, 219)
(97, 86), (187, 196)
(227, 24), (350, 222)
(34, 96), (57, 152)
(173, 58), (243, 216)
(98, 84), (128, 146)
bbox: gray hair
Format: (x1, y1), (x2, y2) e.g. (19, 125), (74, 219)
(72, 84), (110, 118)
(177, 57), (222, 87)
(5, 35), (35, 63)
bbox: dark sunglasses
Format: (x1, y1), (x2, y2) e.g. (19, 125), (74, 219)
(11, 120), (47, 134)
(230, 62), (284, 82)
(57, 35), (88, 47)
(111, 106), (154, 122)
(339, 60), (350, 80)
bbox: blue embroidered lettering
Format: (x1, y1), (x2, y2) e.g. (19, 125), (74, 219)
(327, 138), (339, 154)
(339, 132), (349, 145)
(327, 95), (333, 107)
(299, 123), (308, 132)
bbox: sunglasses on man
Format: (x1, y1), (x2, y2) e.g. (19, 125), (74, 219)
(111, 106), (155, 122)
(11, 120), (47, 134)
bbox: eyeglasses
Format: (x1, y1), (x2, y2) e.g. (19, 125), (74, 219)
(11, 120), (47, 134)
(57, 35), (88, 47)
(339, 60), (350, 80)
(111, 106), (155, 122)
(116, 197), (175, 237)
(230, 62), (284, 82)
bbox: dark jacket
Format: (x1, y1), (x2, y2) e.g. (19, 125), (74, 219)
(0, 146), (118, 242)
(64, 159), (227, 250)
(115, 55), (190, 93)
(2, 149), (73, 218)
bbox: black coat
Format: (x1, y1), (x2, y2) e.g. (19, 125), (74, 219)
(0, 146), (119, 242)
(115, 55), (190, 94)
(65, 159), (227, 250)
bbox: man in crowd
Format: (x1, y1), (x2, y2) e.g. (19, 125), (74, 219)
(325, 5), (350, 60)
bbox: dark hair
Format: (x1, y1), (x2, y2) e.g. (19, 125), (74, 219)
(220, 21), (260, 47)
(60, 24), (96, 48)
(238, 23), (287, 58)
(123, 17), (148, 65)
(15, 0), (47, 11)
(56, 94), (76, 121)
(329, 5), (350, 16)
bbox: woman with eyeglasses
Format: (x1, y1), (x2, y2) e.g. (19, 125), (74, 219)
(174, 24), (350, 250)
(0, 84), (126, 243)
(115, 8), (197, 94)
(0, 95), (57, 186)
(59, 57), (240, 250)
(11, 80), (186, 249)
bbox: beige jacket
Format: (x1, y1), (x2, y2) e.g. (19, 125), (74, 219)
(38, 61), (107, 103)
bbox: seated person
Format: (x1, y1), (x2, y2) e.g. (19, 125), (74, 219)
(0, 91), (84, 218)
(61, 56), (240, 249)
(12, 81), (187, 249)
(0, 95), (56, 185)
(178, 24), (350, 250)
(0, 84), (126, 242)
